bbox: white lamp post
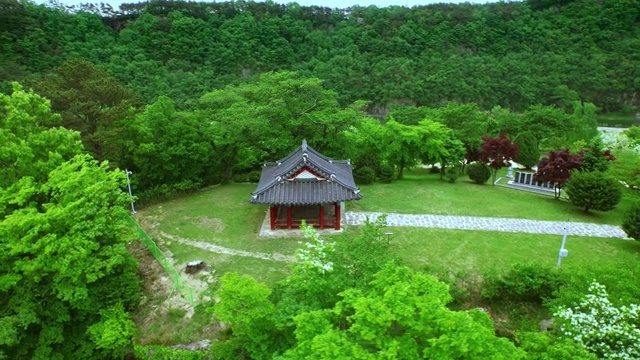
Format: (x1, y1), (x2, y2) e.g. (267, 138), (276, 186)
(125, 168), (136, 214)
(557, 226), (568, 266)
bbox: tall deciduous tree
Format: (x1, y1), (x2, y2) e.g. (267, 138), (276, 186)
(199, 71), (366, 180)
(479, 132), (519, 184)
(1, 155), (141, 359)
(427, 102), (498, 162)
(385, 119), (463, 180)
(0, 83), (82, 190)
(132, 96), (220, 198)
(31, 59), (138, 165)
(0, 84), (140, 359)
(212, 272), (278, 360)
(534, 149), (583, 199)
(522, 105), (573, 148)
(344, 118), (387, 175)
(281, 264), (525, 359)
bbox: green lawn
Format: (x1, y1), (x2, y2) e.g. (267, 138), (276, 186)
(390, 227), (640, 274)
(350, 167), (632, 225)
(136, 175), (637, 284)
(134, 176), (640, 345)
(137, 184), (299, 284)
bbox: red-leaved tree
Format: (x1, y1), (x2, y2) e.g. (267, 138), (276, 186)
(479, 133), (519, 185)
(534, 149), (583, 199)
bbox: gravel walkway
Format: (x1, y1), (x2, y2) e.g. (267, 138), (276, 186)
(159, 231), (296, 262)
(345, 212), (628, 239)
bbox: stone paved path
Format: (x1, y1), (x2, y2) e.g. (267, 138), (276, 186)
(345, 212), (628, 239)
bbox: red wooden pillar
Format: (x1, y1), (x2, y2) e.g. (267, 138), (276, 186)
(287, 206), (293, 229)
(334, 202), (341, 230)
(319, 205), (325, 229)
(270, 205), (277, 230)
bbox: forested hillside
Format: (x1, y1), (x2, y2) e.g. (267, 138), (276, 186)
(3, 1), (640, 359)
(1, 0), (639, 113)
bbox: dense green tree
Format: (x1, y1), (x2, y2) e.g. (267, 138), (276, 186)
(1, 155), (141, 358)
(199, 71), (366, 180)
(579, 137), (616, 173)
(132, 96), (219, 199)
(522, 105), (574, 149)
(570, 101), (599, 144)
(565, 171), (622, 213)
(534, 149), (584, 199)
(344, 118), (387, 175)
(518, 332), (597, 360)
(385, 119), (463, 179)
(515, 131), (539, 169)
(0, 82), (82, 190)
(281, 264), (525, 359)
(479, 133), (519, 184)
(0, 83), (140, 359)
(212, 217), (392, 359)
(271, 217), (392, 330)
(212, 272), (278, 360)
(426, 103), (498, 161)
(30, 60), (138, 165)
(622, 202), (640, 241)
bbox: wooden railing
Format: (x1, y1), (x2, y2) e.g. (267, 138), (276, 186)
(275, 218), (336, 229)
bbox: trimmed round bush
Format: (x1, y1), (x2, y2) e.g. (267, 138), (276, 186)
(622, 202), (640, 240)
(444, 167), (460, 183)
(429, 165), (440, 174)
(378, 164), (394, 183)
(482, 262), (563, 304)
(466, 163), (491, 184)
(354, 166), (376, 185)
(565, 171), (622, 213)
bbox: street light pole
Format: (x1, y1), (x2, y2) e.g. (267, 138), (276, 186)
(557, 226), (568, 266)
(125, 168), (136, 214)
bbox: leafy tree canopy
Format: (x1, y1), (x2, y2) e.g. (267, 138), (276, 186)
(479, 132), (519, 184)
(534, 149), (583, 198)
(30, 60), (138, 166)
(0, 83), (140, 359)
(565, 171), (622, 213)
(282, 264), (525, 359)
(199, 71), (367, 180)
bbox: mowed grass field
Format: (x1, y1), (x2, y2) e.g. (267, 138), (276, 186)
(136, 172), (640, 284)
(350, 168), (633, 225)
(136, 183), (294, 285)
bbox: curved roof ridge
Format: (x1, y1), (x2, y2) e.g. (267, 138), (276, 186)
(251, 139), (361, 204)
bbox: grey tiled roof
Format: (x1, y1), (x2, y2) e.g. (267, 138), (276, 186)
(250, 140), (362, 205)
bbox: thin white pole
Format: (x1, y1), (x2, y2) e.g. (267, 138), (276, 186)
(557, 226), (567, 266)
(125, 169), (136, 214)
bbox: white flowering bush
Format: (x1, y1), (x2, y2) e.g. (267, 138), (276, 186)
(601, 132), (640, 153)
(554, 281), (640, 359)
(296, 222), (335, 274)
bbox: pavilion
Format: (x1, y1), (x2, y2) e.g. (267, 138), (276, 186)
(250, 139), (362, 230)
